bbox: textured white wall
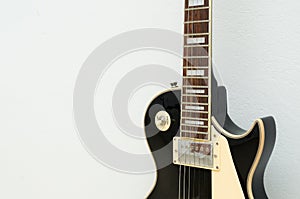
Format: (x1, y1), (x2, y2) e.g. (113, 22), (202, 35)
(0, 0), (299, 198)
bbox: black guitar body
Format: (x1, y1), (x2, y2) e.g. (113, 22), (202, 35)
(144, 79), (276, 199)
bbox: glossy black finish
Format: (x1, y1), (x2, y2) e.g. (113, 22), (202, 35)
(144, 86), (276, 199)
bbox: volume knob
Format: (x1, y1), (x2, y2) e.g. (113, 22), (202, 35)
(155, 111), (171, 132)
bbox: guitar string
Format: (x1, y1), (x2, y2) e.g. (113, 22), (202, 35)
(203, 0), (207, 197)
(188, 0), (193, 197)
(179, 1), (184, 196)
(184, 0), (190, 198)
(188, 1), (195, 198)
(204, 0), (211, 197)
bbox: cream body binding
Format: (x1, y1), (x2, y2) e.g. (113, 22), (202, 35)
(211, 125), (245, 199)
(212, 117), (266, 199)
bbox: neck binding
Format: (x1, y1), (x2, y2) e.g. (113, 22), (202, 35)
(181, 0), (212, 141)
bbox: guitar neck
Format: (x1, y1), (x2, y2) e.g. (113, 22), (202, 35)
(181, 0), (212, 141)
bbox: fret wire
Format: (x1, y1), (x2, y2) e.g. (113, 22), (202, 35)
(182, 86), (208, 89)
(183, 66), (209, 69)
(182, 115), (208, 119)
(184, 45), (209, 48)
(183, 56), (209, 58)
(183, 77), (208, 80)
(181, 124), (209, 128)
(182, 93), (209, 96)
(182, 110), (208, 113)
(182, 102), (208, 105)
(182, 117), (209, 121)
(184, 33), (210, 36)
(184, 20), (210, 24)
(183, 77), (208, 79)
(184, 45), (210, 48)
(185, 6), (210, 11)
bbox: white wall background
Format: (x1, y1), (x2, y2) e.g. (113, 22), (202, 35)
(0, 0), (299, 198)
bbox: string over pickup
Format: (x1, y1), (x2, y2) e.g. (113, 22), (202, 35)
(173, 136), (220, 170)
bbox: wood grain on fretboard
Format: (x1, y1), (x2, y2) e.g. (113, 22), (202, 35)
(181, 0), (211, 140)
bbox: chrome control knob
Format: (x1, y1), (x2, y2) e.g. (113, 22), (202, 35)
(155, 111), (171, 132)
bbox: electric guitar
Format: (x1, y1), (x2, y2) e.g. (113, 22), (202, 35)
(144, 0), (276, 198)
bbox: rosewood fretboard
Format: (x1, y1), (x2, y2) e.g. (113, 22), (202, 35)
(181, 0), (212, 140)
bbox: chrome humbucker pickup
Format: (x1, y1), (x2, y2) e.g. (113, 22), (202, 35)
(173, 137), (220, 170)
